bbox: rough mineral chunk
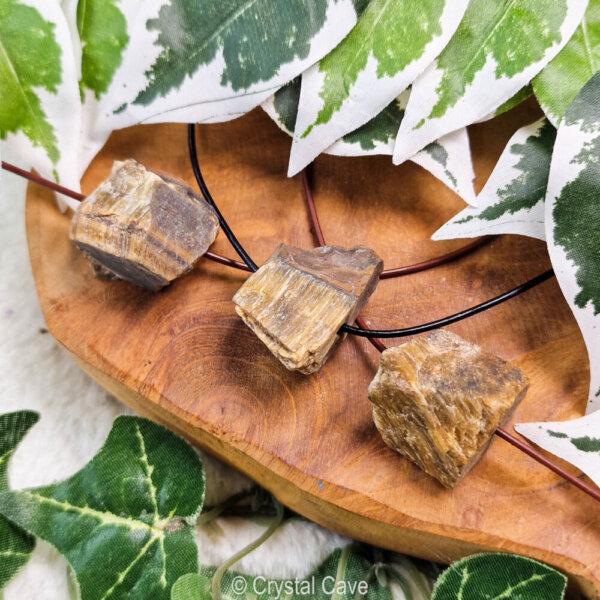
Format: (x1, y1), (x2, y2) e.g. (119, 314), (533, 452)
(70, 159), (219, 291)
(368, 330), (529, 488)
(233, 244), (383, 374)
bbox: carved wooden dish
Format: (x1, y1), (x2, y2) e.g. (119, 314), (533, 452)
(25, 104), (599, 597)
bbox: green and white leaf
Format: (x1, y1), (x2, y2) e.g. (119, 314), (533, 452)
(98, 0), (366, 132)
(533, 0), (600, 126)
(393, 0), (589, 166)
(172, 547), (414, 600)
(0, 411), (39, 591)
(0, 0), (82, 208)
(431, 553), (566, 600)
(494, 84), (534, 117)
(407, 129), (476, 205)
(287, 0), (469, 176)
(516, 411), (600, 488)
(545, 70), (600, 414)
(433, 118), (556, 241)
(62, 0), (143, 178)
(326, 91), (411, 156)
(264, 84), (476, 203)
(0, 416), (205, 600)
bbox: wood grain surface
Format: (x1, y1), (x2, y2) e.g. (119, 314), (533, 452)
(25, 102), (599, 598)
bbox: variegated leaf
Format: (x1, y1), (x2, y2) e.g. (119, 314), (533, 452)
(0, 0), (81, 207)
(261, 78), (302, 137)
(533, 0), (600, 127)
(494, 85), (534, 117)
(393, 0), (589, 166)
(545, 70), (600, 414)
(264, 83), (476, 203)
(287, 0), (469, 176)
(433, 118), (556, 241)
(409, 129), (475, 205)
(98, 0), (366, 132)
(62, 0), (143, 178)
(515, 411), (600, 488)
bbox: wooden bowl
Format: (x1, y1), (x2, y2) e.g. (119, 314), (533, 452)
(26, 103), (599, 597)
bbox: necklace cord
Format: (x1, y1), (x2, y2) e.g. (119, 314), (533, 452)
(187, 124), (258, 272)
(302, 166), (600, 504)
(187, 125), (555, 340)
(3, 135), (598, 502)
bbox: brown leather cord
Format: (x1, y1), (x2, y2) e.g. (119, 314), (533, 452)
(300, 169), (493, 279)
(5, 153), (599, 503)
(301, 164), (600, 504)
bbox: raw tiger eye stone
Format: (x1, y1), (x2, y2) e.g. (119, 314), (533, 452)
(368, 330), (529, 488)
(233, 244), (383, 374)
(70, 159), (219, 291)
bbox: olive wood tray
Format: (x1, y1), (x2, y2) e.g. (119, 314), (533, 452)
(25, 104), (600, 597)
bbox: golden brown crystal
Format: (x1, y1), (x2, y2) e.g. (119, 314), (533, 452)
(233, 244), (383, 374)
(368, 330), (529, 488)
(70, 159), (219, 291)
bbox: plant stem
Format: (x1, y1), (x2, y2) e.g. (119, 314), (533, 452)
(211, 498), (284, 600)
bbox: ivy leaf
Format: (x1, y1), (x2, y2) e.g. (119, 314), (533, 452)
(533, 0), (600, 126)
(393, 0), (588, 166)
(431, 553), (567, 600)
(100, 0), (365, 132)
(433, 118), (556, 242)
(0, 411), (39, 590)
(545, 69), (600, 414)
(172, 547), (395, 600)
(516, 411), (600, 488)
(0, 416), (205, 600)
(263, 83), (476, 203)
(0, 0), (81, 203)
(171, 574), (211, 600)
(287, 0), (469, 176)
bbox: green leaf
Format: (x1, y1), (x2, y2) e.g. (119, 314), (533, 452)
(433, 118), (556, 241)
(0, 416), (205, 600)
(173, 547), (396, 600)
(545, 69), (600, 413)
(393, 0), (588, 165)
(431, 553), (566, 600)
(0, 411), (39, 590)
(77, 0), (130, 99)
(171, 573), (211, 600)
(533, 0), (600, 126)
(0, 0), (61, 163)
(288, 0), (469, 176)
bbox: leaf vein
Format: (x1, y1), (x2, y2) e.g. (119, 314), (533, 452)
(19, 491), (162, 534)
